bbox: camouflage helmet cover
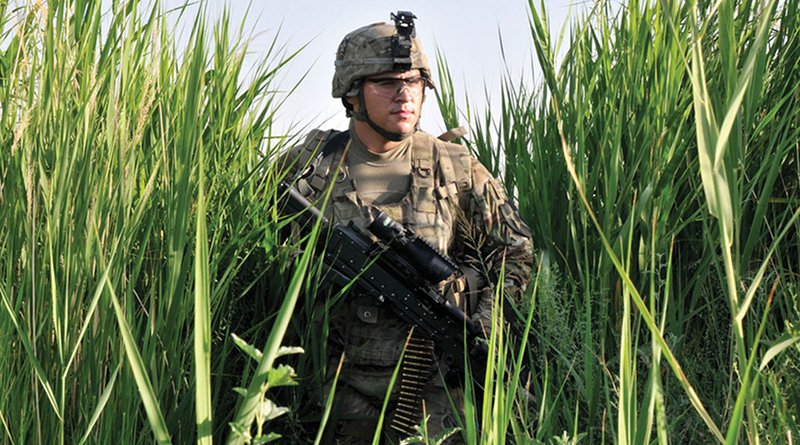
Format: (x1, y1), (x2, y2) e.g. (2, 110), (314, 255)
(332, 11), (434, 98)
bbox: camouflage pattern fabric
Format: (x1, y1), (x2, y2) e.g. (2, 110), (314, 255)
(282, 128), (534, 443)
(332, 20), (434, 98)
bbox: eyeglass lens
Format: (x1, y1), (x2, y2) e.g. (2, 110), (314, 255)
(367, 77), (424, 97)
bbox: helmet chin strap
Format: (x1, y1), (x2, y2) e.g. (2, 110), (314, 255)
(352, 88), (417, 142)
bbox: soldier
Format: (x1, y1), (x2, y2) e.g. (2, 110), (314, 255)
(283, 11), (534, 444)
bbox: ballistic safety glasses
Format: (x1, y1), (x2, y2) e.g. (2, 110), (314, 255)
(365, 76), (425, 98)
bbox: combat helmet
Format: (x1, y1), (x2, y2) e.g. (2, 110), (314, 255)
(332, 11), (434, 99)
(332, 11), (434, 141)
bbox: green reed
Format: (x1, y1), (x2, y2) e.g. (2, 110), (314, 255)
(0, 1), (305, 443)
(433, 0), (799, 443)
(2, 0), (798, 444)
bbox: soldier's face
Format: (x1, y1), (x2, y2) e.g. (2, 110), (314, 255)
(353, 69), (424, 136)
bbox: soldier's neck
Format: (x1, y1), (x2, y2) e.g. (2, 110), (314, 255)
(351, 120), (406, 154)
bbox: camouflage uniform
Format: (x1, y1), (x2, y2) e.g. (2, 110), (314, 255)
(283, 12), (534, 444)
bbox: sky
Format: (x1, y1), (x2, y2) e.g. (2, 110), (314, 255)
(164, 1), (587, 137)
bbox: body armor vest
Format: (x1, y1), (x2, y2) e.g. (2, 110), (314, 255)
(295, 130), (473, 254)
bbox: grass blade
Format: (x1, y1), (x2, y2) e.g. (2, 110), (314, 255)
(0, 287), (62, 421)
(106, 276), (171, 444)
(225, 207), (320, 444)
(312, 355), (345, 445)
(77, 362), (122, 445)
(195, 138), (213, 444)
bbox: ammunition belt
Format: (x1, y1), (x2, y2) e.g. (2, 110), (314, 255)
(389, 331), (436, 437)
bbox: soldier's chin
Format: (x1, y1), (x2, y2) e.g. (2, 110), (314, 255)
(390, 119), (418, 135)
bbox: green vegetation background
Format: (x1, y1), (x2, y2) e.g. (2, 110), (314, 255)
(0, 0), (797, 444)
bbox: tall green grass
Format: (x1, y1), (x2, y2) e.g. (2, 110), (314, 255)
(436, 0), (799, 442)
(0, 1), (304, 443)
(2, 0), (798, 444)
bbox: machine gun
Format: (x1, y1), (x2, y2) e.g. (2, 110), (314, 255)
(279, 182), (489, 384)
(279, 181), (537, 436)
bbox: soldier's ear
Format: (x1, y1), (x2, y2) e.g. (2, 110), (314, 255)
(345, 95), (359, 110)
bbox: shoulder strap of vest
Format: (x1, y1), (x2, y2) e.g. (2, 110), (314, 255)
(294, 129), (350, 170)
(322, 130), (351, 157)
(437, 126), (467, 143)
(434, 137), (473, 199)
(409, 132), (473, 202)
(300, 130), (351, 194)
(289, 129), (334, 178)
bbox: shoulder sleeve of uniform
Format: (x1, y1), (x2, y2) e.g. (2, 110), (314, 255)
(467, 158), (532, 240)
(461, 155), (534, 307)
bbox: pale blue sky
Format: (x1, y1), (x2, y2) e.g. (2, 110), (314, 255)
(166, 1), (587, 136)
